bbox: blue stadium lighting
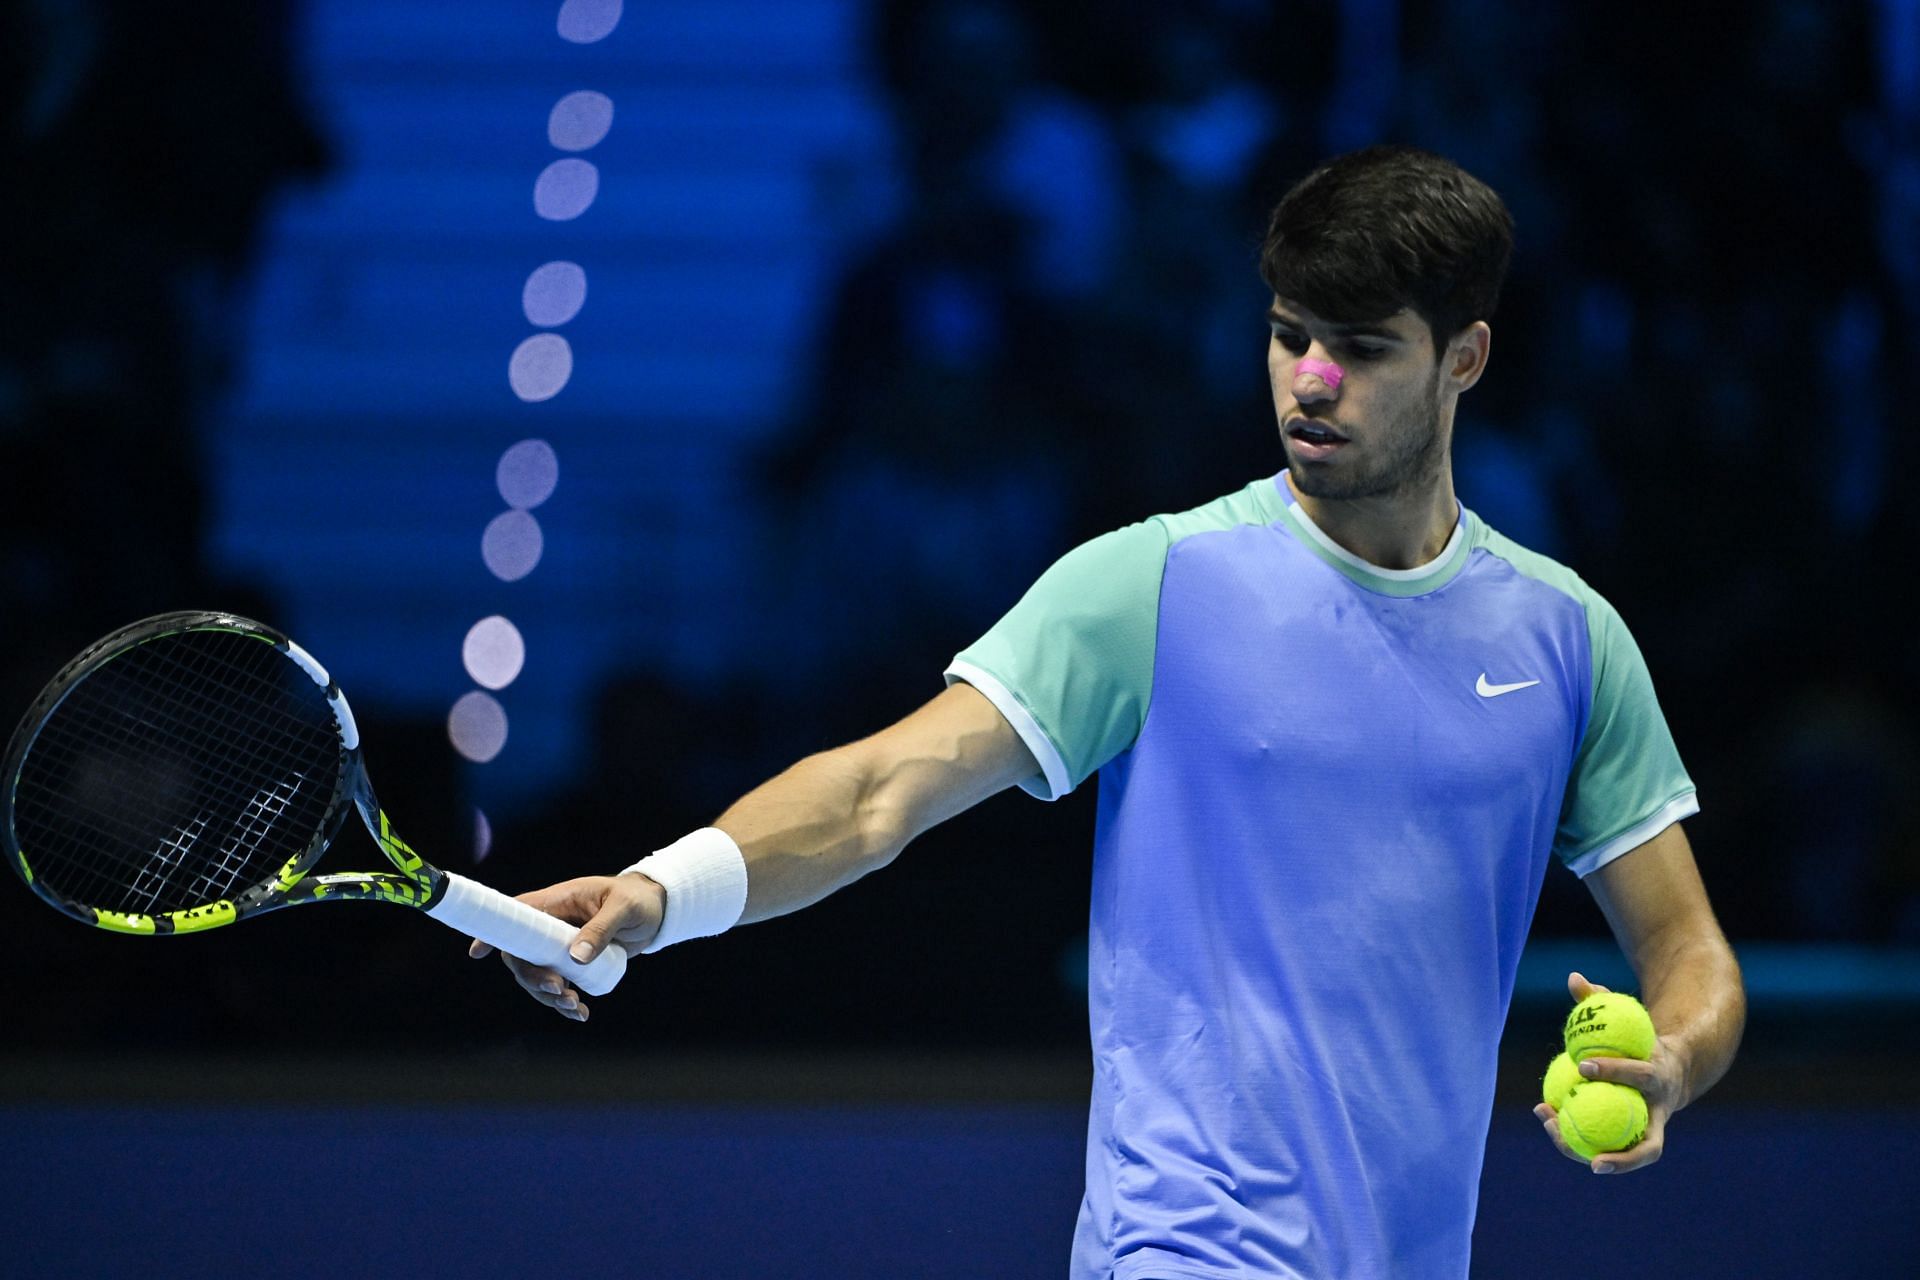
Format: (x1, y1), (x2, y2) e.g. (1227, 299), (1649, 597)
(556, 0), (623, 45)
(521, 262), (587, 328)
(462, 615), (527, 691)
(495, 438), (560, 509)
(480, 509), (543, 582)
(454, 1), (618, 797)
(548, 90), (615, 152)
(533, 157), (599, 221)
(507, 332), (573, 401)
(447, 690), (509, 764)
(473, 807), (494, 864)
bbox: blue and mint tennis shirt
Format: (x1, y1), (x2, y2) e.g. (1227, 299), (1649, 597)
(945, 472), (1697, 1280)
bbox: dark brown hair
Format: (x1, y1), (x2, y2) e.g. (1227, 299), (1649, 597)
(1260, 146), (1515, 360)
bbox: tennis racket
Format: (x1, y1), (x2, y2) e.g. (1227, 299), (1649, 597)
(1, 610), (625, 995)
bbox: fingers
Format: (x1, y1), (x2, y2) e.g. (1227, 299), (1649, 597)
(464, 873), (663, 1018)
(499, 952), (590, 1022)
(1579, 1044), (1684, 1118)
(1538, 1059), (1674, 1175)
(1572, 1054), (1660, 1093)
(512, 876), (618, 924)
(1533, 1100), (1655, 1174)
(1550, 974), (1669, 1173)
(457, 875), (619, 1018)
(462, 878), (606, 965)
(1566, 971), (1612, 1001)
(564, 872), (668, 960)
(1591, 1105), (1666, 1174)
(510, 873), (662, 960)
(565, 896), (632, 964)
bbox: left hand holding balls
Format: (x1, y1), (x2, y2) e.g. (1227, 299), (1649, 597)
(1532, 971), (1687, 1174)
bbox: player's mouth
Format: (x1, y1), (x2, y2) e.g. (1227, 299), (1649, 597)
(1287, 417), (1349, 461)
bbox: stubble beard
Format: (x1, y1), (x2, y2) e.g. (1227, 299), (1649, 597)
(1285, 371), (1447, 502)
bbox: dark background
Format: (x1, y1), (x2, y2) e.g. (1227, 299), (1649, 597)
(3, 1), (1918, 1273)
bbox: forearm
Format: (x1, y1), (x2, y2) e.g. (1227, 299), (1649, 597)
(712, 748), (904, 925)
(1635, 928), (1746, 1111)
(623, 683), (1031, 945)
(1587, 823), (1746, 1114)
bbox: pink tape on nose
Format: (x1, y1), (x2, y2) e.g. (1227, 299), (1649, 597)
(1297, 357), (1345, 391)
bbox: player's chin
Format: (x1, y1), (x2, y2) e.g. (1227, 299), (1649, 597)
(1284, 452), (1360, 497)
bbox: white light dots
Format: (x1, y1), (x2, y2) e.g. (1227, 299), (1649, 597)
(548, 91), (615, 152)
(497, 438), (560, 509)
(533, 158), (600, 221)
(448, 691), (510, 763)
(522, 261), (588, 328)
(557, 0), (623, 43)
(482, 509), (545, 581)
(474, 809), (494, 863)
(459, 5), (620, 780)
(462, 614), (529, 690)
(463, 615), (527, 690)
(508, 332), (573, 401)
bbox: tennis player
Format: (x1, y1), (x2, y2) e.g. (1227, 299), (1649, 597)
(476, 145), (1745, 1279)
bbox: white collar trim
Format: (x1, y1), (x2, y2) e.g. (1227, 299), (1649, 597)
(1283, 488), (1466, 582)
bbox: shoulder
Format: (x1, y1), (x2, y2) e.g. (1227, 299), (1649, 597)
(1046, 476), (1287, 585)
(1466, 511), (1628, 631)
(1147, 475), (1287, 548)
(1470, 514), (1587, 600)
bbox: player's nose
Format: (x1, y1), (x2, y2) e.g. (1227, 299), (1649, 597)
(1293, 356), (1345, 404)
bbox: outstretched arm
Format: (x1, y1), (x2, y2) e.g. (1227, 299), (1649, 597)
(1534, 821), (1746, 1172)
(472, 681), (1037, 1019)
(723, 680), (1038, 923)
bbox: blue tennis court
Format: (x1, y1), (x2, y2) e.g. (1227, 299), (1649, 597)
(3, 1098), (1913, 1277)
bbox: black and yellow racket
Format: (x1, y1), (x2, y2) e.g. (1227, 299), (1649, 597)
(1, 611), (625, 995)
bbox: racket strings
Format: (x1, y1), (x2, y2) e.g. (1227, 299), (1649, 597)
(14, 629), (344, 915)
(36, 683), (311, 856)
(30, 674), (329, 911)
(127, 774), (307, 914)
(28, 660), (314, 892)
(127, 811), (208, 915)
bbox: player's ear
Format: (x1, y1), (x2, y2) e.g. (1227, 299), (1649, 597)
(1446, 321), (1491, 392)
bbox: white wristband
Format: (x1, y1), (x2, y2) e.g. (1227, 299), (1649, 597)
(622, 827), (748, 953)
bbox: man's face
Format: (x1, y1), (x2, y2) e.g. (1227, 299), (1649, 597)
(1266, 299), (1449, 501)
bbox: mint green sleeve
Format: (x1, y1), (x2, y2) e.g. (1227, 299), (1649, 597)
(944, 519), (1170, 800)
(1557, 593), (1700, 876)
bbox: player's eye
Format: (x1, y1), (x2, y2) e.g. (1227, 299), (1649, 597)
(1269, 325), (1307, 354)
(1349, 343), (1388, 360)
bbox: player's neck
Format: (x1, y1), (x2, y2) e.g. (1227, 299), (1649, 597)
(1284, 470), (1460, 571)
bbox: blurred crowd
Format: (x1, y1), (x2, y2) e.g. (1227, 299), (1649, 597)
(4, 0), (1919, 1054)
(0, 0), (325, 718)
(748, 0), (1920, 950)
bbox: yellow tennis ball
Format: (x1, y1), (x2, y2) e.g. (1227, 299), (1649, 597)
(1556, 1080), (1647, 1160)
(1563, 991), (1656, 1063)
(1541, 1052), (1583, 1111)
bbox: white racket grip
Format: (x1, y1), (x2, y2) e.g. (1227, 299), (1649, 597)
(426, 872), (628, 996)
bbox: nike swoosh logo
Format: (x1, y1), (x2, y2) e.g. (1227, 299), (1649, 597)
(1476, 674), (1542, 698)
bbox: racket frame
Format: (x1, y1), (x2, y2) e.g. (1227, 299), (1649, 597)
(6, 612), (628, 995)
(1, 611), (442, 935)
